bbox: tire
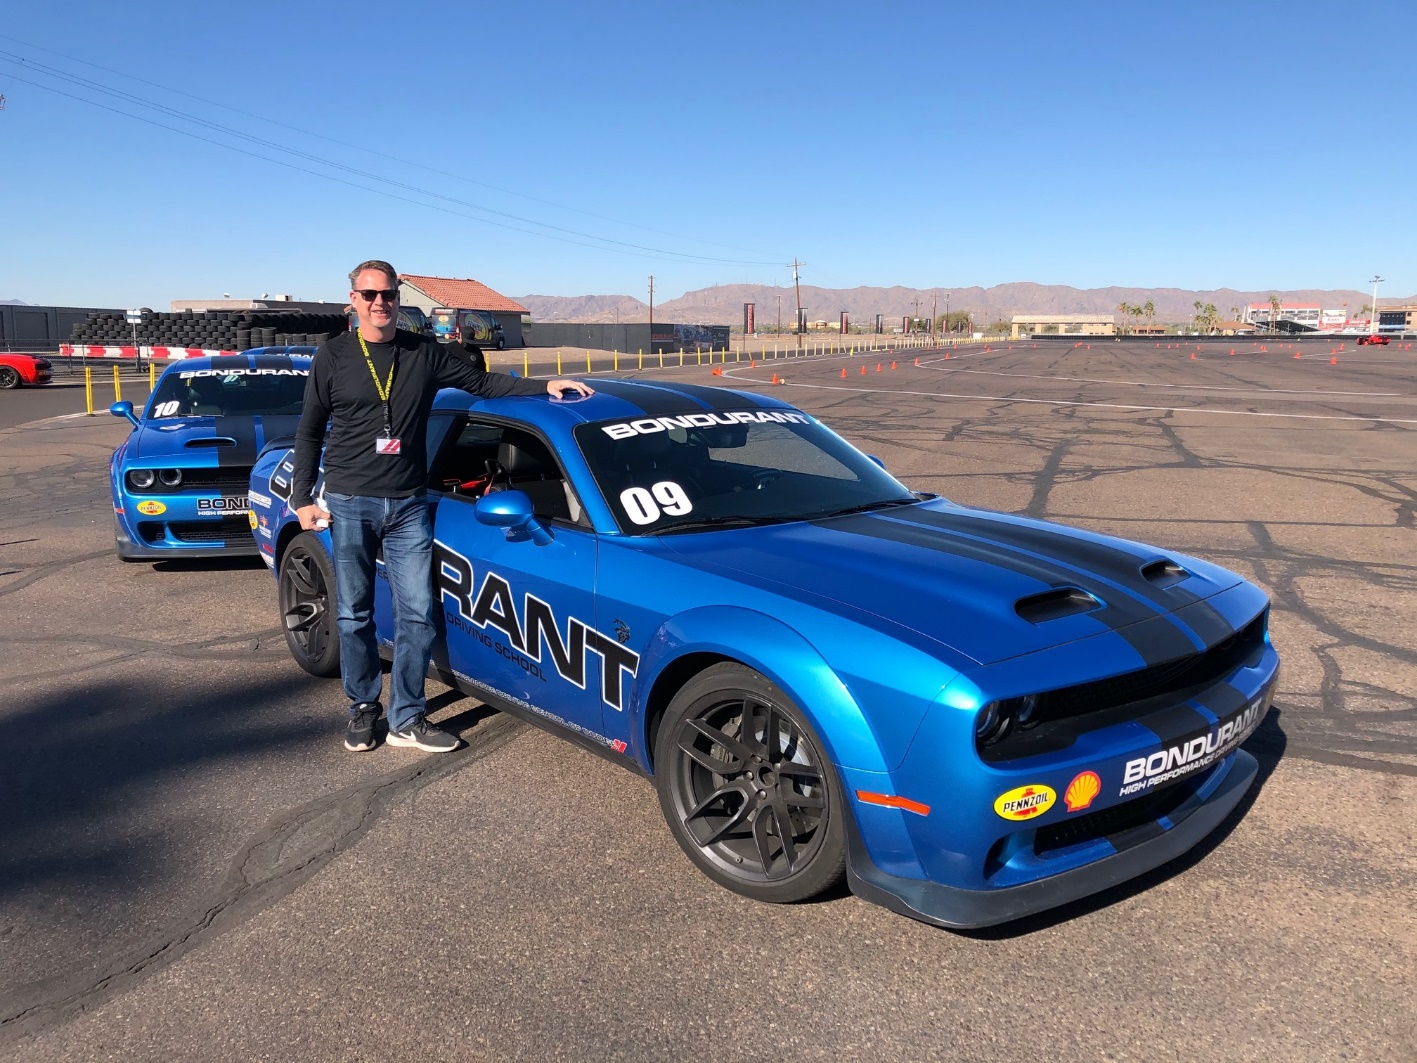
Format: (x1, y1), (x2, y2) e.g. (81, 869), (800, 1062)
(654, 662), (846, 903)
(0, 366), (21, 389)
(496, 337), (506, 350)
(278, 532), (341, 677)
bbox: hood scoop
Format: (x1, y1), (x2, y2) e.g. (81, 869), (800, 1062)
(1141, 558), (1189, 589)
(1014, 587), (1102, 624)
(185, 437), (237, 448)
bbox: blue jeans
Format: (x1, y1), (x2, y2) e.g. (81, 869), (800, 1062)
(325, 492), (435, 733)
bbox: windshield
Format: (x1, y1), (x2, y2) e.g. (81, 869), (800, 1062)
(146, 365), (309, 419)
(574, 409), (916, 535)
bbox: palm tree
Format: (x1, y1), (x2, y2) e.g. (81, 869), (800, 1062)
(1268, 293), (1282, 334)
(1143, 300), (1155, 331)
(1193, 300), (1204, 334)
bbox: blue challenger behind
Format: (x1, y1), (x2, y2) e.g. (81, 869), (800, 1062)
(248, 378), (1279, 929)
(110, 350), (312, 561)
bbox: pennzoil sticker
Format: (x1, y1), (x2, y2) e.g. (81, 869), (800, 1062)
(136, 500), (166, 515)
(993, 784), (1055, 821)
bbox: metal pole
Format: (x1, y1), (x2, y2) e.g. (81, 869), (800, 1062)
(1370, 275), (1383, 335)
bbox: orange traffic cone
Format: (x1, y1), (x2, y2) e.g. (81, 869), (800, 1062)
(945, 352), (951, 359)
(839, 367), (847, 378)
(1229, 349), (1235, 356)
(751, 359), (756, 368)
(1294, 351), (1301, 358)
(914, 358), (920, 366)
(711, 366), (722, 376)
(890, 361), (897, 370)
(876, 363), (882, 373)
(1190, 351), (1196, 360)
(860, 365), (867, 375)
(1330, 356), (1338, 365)
(770, 372), (779, 384)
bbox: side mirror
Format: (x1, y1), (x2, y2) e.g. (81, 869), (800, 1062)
(867, 454), (887, 470)
(110, 400), (140, 426)
(474, 489), (552, 546)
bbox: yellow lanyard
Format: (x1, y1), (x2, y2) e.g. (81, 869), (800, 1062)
(357, 330), (396, 402)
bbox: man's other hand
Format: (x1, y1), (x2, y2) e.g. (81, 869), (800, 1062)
(546, 379), (594, 399)
(296, 503), (332, 530)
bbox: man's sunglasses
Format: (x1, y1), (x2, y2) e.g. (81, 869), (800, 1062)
(353, 288), (399, 303)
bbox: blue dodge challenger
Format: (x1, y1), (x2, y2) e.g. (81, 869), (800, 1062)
(249, 378), (1278, 928)
(110, 351), (312, 561)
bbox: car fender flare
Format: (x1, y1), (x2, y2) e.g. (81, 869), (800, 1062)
(632, 605), (893, 775)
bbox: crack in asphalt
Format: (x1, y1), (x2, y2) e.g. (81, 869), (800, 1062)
(0, 714), (528, 1046)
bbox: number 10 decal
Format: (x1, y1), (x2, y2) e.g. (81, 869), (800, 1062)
(620, 481), (693, 525)
(153, 400), (181, 417)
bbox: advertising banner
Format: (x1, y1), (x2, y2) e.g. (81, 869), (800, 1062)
(743, 303), (755, 335)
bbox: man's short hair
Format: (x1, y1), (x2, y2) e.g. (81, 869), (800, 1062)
(349, 259), (398, 287)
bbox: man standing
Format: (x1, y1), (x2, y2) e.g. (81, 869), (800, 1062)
(291, 260), (592, 754)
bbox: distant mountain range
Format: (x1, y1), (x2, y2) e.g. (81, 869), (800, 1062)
(1, 299), (28, 305)
(516, 283), (1411, 325)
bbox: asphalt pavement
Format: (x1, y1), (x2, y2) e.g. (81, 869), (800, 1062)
(0, 338), (1413, 1061)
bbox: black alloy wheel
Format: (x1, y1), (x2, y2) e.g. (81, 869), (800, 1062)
(655, 663), (846, 903)
(279, 532), (341, 677)
(0, 366), (20, 389)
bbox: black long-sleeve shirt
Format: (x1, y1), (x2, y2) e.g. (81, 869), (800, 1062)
(291, 329), (545, 507)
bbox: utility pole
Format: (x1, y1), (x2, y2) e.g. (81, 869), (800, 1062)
(791, 259), (804, 349)
(930, 293), (937, 336)
(1370, 274), (1384, 335)
(776, 294), (781, 334)
(946, 292), (951, 333)
(648, 274), (655, 337)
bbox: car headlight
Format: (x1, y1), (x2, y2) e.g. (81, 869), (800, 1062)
(975, 702), (1010, 745)
(158, 468), (183, 487)
(129, 468), (156, 489)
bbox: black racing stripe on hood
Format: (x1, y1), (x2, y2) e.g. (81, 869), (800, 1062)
(894, 507), (1233, 646)
(828, 514), (1198, 666)
(212, 415), (259, 467)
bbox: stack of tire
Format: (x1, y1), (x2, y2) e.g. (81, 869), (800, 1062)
(68, 310), (349, 351)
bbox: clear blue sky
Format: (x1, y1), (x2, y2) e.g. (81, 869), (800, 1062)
(1, 1), (1412, 308)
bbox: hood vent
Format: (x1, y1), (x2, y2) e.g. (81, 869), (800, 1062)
(1014, 587), (1102, 624)
(185, 437), (237, 448)
(1141, 559), (1189, 589)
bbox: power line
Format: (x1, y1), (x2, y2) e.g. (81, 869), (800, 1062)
(0, 31), (767, 258)
(0, 51), (784, 267)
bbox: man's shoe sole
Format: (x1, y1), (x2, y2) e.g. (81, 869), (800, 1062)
(386, 731), (461, 753)
(344, 737), (377, 752)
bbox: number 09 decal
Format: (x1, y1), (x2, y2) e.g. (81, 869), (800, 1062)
(620, 481), (693, 525)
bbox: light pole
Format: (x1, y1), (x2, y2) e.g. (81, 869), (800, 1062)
(1370, 274), (1384, 335)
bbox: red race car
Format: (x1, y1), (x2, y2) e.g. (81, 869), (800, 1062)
(1357, 334), (1390, 346)
(0, 353), (54, 389)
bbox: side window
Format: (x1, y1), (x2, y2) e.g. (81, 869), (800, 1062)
(429, 418), (588, 528)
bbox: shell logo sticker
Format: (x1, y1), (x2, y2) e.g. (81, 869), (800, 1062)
(993, 784), (1056, 821)
(136, 500), (166, 516)
(1064, 771), (1102, 812)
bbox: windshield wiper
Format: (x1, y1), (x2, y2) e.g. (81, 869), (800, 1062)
(656, 515), (801, 535)
(814, 497), (918, 519)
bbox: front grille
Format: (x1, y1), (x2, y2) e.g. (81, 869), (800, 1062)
(1034, 777), (1197, 856)
(981, 610), (1268, 762)
(169, 517), (254, 544)
(130, 466), (252, 493)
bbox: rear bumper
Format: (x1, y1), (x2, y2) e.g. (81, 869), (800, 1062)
(845, 749), (1258, 930)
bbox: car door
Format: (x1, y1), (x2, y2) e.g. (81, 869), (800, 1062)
(428, 417), (613, 739)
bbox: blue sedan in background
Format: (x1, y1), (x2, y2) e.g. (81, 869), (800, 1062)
(110, 350), (312, 561)
(249, 378), (1278, 929)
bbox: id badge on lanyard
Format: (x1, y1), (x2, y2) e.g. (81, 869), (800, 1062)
(359, 331), (402, 456)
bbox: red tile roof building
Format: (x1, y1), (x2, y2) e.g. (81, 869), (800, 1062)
(398, 275), (528, 315)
